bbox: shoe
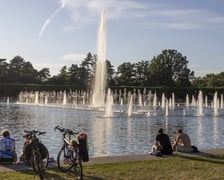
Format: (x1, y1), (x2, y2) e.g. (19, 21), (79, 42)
(149, 151), (157, 155)
(156, 152), (162, 157)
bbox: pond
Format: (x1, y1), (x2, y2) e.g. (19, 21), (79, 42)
(1, 102), (224, 159)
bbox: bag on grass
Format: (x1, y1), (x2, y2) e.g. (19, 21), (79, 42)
(191, 145), (199, 152)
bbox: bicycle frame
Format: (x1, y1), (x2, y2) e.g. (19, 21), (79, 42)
(55, 126), (83, 179)
(24, 130), (49, 180)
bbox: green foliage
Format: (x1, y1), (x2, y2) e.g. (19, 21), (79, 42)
(149, 49), (194, 87)
(1, 49), (224, 94)
(114, 62), (136, 86)
(192, 72), (224, 88)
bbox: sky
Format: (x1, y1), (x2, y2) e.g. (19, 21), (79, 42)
(0, 0), (224, 77)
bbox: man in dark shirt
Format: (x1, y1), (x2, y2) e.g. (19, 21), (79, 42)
(151, 128), (173, 155)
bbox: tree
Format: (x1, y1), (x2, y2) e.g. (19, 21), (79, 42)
(57, 66), (69, 84)
(106, 59), (115, 86)
(37, 68), (51, 83)
(8, 56), (38, 83)
(0, 58), (9, 83)
(114, 62), (136, 86)
(149, 49), (194, 87)
(80, 52), (95, 87)
(68, 64), (82, 85)
(134, 60), (151, 86)
(22, 61), (38, 83)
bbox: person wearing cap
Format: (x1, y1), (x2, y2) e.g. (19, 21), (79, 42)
(0, 130), (17, 164)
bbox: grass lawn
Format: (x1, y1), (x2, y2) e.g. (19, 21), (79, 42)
(0, 154), (224, 180)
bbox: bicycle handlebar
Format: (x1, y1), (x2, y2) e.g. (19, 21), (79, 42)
(24, 130), (46, 136)
(54, 125), (79, 135)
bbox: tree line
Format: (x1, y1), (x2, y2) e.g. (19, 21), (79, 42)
(1, 49), (224, 89)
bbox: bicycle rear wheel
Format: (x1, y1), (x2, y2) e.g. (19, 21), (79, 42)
(40, 143), (49, 169)
(57, 145), (73, 172)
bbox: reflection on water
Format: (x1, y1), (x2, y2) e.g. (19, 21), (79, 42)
(0, 103), (224, 159)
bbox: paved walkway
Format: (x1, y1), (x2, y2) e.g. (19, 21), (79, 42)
(0, 148), (224, 172)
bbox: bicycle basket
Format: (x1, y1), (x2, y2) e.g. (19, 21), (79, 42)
(70, 139), (79, 148)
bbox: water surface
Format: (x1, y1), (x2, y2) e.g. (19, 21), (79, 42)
(0, 103), (224, 159)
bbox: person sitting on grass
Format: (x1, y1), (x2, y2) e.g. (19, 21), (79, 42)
(150, 128), (173, 155)
(19, 134), (32, 165)
(0, 130), (17, 164)
(173, 129), (193, 152)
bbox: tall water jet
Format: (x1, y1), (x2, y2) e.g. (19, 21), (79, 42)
(165, 100), (169, 116)
(92, 9), (107, 107)
(185, 94), (189, 107)
(62, 91), (67, 106)
(171, 92), (175, 109)
(128, 95), (133, 117)
(213, 91), (219, 116)
(220, 94), (223, 109)
(105, 88), (113, 117)
(34, 91), (39, 105)
(197, 90), (203, 116)
(152, 93), (157, 107)
(7, 96), (9, 105)
(138, 91), (142, 106)
(161, 93), (166, 109)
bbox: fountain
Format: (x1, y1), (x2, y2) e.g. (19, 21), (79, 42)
(104, 88), (113, 117)
(186, 94), (189, 107)
(128, 95), (133, 117)
(62, 90), (67, 106)
(213, 91), (219, 116)
(197, 90), (204, 116)
(165, 101), (169, 117)
(6, 88), (224, 158)
(92, 9), (107, 107)
(161, 93), (166, 109)
(3, 9), (224, 159)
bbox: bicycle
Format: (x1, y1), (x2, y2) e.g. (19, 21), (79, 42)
(24, 130), (49, 180)
(54, 125), (87, 180)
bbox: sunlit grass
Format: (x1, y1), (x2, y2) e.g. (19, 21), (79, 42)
(1, 155), (224, 180)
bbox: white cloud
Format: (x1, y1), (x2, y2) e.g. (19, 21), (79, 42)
(142, 6), (224, 30)
(65, 1), (224, 30)
(62, 53), (86, 62)
(39, 0), (224, 34)
(62, 0), (146, 30)
(34, 62), (64, 75)
(38, 0), (67, 36)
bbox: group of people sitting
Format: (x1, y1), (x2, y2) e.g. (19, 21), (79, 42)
(0, 127), (197, 164)
(150, 128), (198, 156)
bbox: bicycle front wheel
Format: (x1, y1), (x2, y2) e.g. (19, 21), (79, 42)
(57, 145), (73, 172)
(73, 152), (83, 180)
(32, 153), (44, 180)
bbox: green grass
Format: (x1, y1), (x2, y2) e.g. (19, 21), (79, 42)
(1, 155), (224, 180)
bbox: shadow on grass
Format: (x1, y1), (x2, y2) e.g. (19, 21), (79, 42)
(175, 152), (224, 165)
(44, 167), (104, 180)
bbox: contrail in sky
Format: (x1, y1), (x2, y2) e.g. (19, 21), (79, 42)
(38, 0), (66, 36)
